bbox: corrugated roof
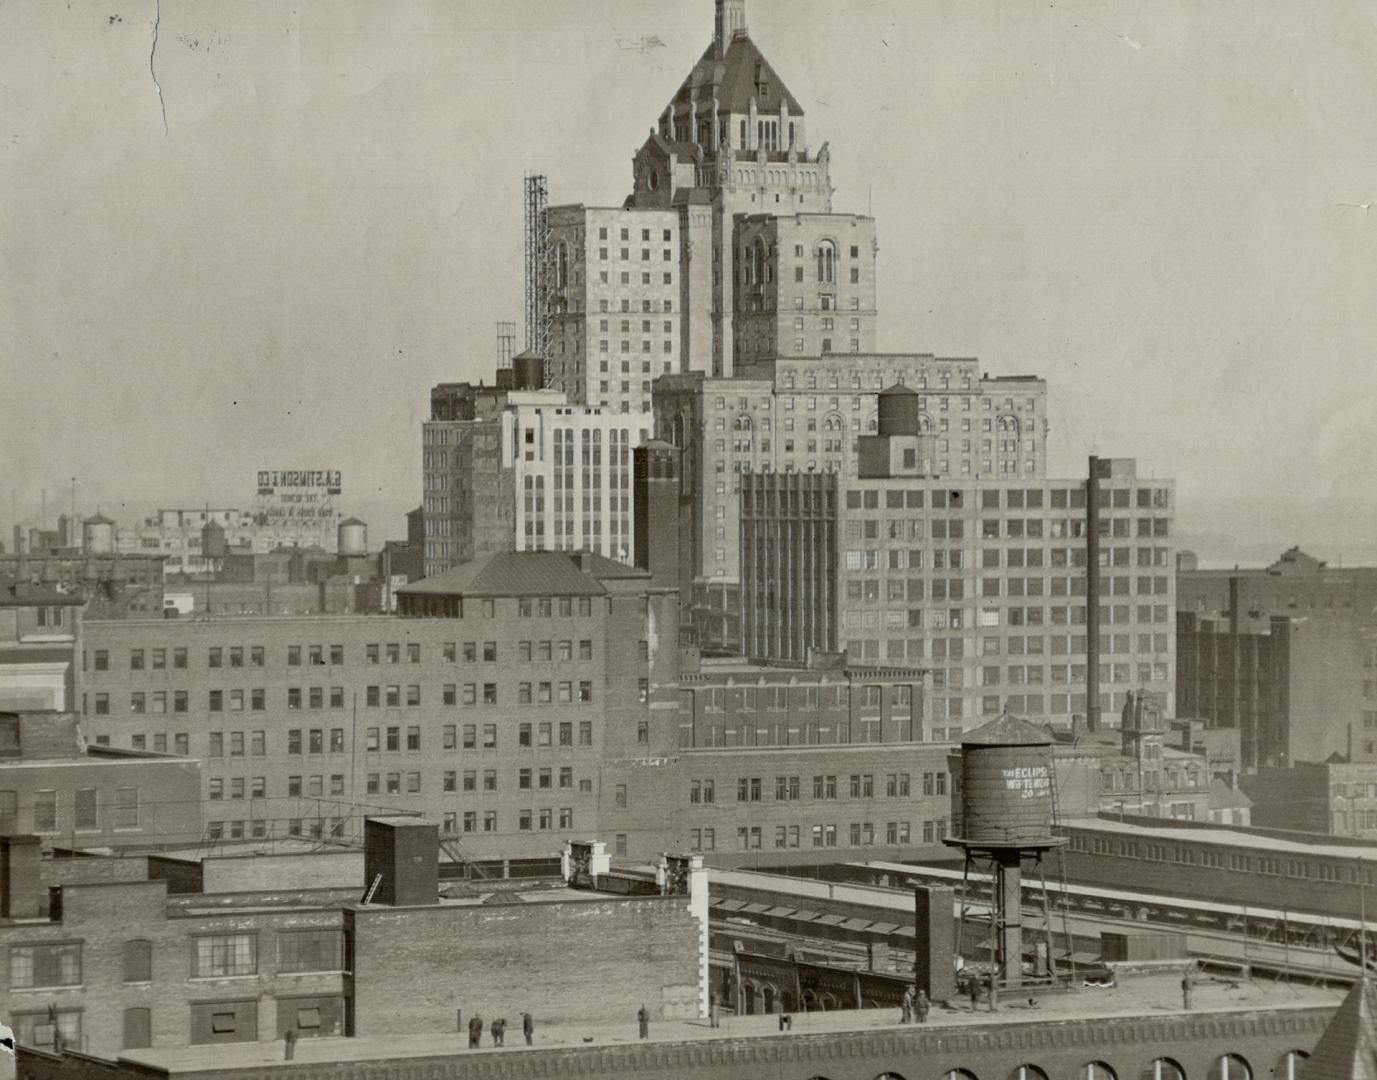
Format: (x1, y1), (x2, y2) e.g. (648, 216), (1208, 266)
(962, 710), (1054, 747)
(1302, 977), (1377, 1079)
(399, 551), (646, 599)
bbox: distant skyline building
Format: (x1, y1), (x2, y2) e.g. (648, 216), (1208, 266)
(1177, 546), (1377, 768)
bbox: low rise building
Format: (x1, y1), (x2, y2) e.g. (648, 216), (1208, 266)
(1241, 758), (1377, 839)
(0, 819), (705, 1058)
(0, 574), (83, 713)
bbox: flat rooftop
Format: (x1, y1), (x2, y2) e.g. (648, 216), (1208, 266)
(153, 838), (358, 862)
(116, 972), (1339, 1074)
(1067, 816), (1377, 860)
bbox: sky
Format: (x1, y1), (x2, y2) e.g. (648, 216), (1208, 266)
(2, 0), (1375, 566)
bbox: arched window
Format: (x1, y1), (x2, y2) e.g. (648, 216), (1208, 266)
(1009, 1068), (1049, 1080)
(1079, 1066), (1118, 1080)
(555, 241), (569, 289)
(816, 241), (836, 284)
(755, 239), (768, 286)
(123, 939), (152, 983)
(943, 1071), (979, 1080)
(1272, 1051), (1308, 1080)
(1206, 1055), (1250, 1080)
(1142, 1059), (1186, 1080)
(123, 1007), (151, 1050)
(875, 1074), (909, 1080)
(998, 415), (1021, 435)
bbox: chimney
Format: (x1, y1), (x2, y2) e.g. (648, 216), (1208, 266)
(14, 529), (28, 582)
(1, 835), (44, 919)
(1086, 455), (1102, 732)
(633, 442), (683, 590)
(914, 886), (956, 1002)
(362, 817), (438, 906)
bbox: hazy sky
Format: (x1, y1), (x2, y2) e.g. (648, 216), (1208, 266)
(3, 1), (1375, 564)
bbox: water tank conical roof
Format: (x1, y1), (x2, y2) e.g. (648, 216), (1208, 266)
(83, 512), (114, 525)
(961, 710), (1054, 747)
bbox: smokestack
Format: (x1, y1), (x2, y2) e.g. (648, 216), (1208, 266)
(1086, 456), (1102, 733)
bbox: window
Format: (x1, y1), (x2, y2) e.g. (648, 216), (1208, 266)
(33, 790), (57, 832)
(13, 1008), (81, 1051)
(193, 934), (257, 977)
(123, 1007), (151, 1050)
(123, 939), (152, 982)
(9, 942), (82, 987)
(74, 788), (98, 831)
(277, 930), (344, 973)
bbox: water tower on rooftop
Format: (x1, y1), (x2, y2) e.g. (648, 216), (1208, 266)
(945, 709), (1070, 991)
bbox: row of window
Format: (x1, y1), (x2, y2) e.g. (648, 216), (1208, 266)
(1069, 832), (1377, 882)
(0, 788), (139, 834)
(688, 772), (949, 805)
(687, 818), (950, 853)
(97, 679), (599, 716)
(7, 930), (342, 988)
(841, 575), (1173, 607)
(845, 486), (1169, 511)
(99, 719), (605, 759)
(89, 634), (602, 673)
(841, 605), (1172, 634)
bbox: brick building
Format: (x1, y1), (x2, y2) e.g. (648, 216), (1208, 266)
(1241, 759), (1377, 839)
(420, 380), (516, 579)
(0, 818), (705, 1058)
(0, 712), (202, 849)
(79, 550), (670, 855)
(1177, 549), (1377, 768)
(603, 652), (955, 865)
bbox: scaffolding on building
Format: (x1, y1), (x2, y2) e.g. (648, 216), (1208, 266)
(496, 320), (518, 374)
(523, 174), (553, 375)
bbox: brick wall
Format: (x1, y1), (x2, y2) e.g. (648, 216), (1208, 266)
(0, 879), (349, 1058)
(347, 894), (700, 1036)
(34, 1005), (1330, 1080)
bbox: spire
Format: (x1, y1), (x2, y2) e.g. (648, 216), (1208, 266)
(714, 0), (747, 58)
(1299, 977), (1377, 1078)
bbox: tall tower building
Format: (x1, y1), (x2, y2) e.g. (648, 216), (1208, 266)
(544, 0), (876, 409)
(626, 0), (874, 380)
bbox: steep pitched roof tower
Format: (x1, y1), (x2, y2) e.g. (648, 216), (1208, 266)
(627, 0), (840, 378)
